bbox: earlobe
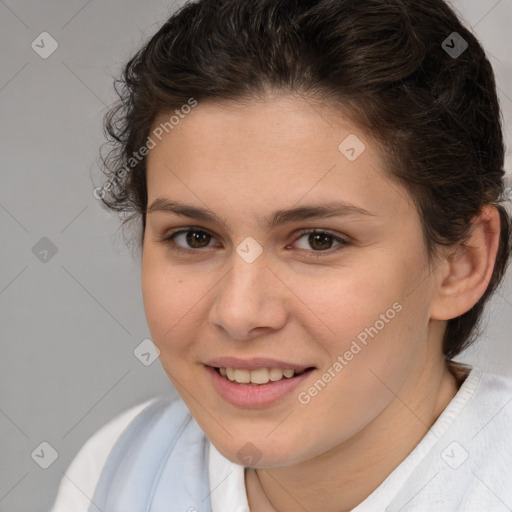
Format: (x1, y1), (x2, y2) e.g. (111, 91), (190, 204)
(430, 205), (501, 321)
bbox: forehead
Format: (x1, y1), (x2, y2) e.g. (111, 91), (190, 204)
(145, 94), (413, 223)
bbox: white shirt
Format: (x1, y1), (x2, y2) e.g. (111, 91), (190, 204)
(50, 366), (512, 512)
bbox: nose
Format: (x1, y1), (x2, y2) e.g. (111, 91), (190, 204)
(208, 249), (288, 341)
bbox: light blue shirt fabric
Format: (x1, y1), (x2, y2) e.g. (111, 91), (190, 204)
(88, 397), (211, 512)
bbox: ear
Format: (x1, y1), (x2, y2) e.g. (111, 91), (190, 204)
(430, 205), (501, 321)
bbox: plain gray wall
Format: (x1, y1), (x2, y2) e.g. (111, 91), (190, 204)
(1, 1), (511, 510)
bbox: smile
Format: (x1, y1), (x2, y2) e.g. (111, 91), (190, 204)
(206, 362), (315, 408)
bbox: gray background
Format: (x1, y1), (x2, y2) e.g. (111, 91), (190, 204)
(0, 0), (511, 511)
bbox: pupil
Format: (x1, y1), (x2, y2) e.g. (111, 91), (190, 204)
(309, 233), (332, 251)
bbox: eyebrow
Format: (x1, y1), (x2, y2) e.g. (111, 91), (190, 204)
(147, 198), (375, 232)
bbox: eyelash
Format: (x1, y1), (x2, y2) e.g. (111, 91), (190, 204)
(160, 227), (350, 258)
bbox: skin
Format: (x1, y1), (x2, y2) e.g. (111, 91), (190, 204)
(141, 93), (500, 512)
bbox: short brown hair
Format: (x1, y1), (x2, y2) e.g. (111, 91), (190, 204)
(98, 0), (511, 359)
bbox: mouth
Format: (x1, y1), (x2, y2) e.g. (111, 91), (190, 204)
(204, 357), (316, 407)
(213, 366), (315, 385)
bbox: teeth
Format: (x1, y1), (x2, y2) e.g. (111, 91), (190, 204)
(250, 368), (270, 384)
(234, 369), (251, 383)
(269, 368), (285, 381)
(220, 367), (305, 384)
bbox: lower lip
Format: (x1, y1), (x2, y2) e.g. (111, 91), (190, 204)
(206, 366), (314, 408)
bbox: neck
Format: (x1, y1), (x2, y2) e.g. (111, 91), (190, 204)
(247, 356), (462, 512)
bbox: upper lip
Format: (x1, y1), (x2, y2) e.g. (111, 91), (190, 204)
(205, 357), (313, 371)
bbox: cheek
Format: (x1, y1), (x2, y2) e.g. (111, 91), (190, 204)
(284, 260), (407, 351)
(287, 258), (428, 401)
(141, 253), (202, 355)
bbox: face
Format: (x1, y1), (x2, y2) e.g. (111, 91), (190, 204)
(141, 94), (443, 468)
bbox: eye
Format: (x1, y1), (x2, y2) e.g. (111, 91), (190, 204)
(162, 228), (217, 253)
(291, 230), (349, 255)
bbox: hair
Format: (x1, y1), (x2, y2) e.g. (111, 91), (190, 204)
(97, 0), (511, 359)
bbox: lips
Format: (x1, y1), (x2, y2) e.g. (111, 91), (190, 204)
(206, 364), (315, 408)
(204, 356), (316, 407)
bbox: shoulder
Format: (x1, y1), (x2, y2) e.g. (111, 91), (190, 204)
(477, 368), (512, 395)
(470, 369), (512, 426)
(49, 394), (185, 512)
(363, 368), (512, 511)
(467, 369), (512, 452)
(450, 369), (512, 507)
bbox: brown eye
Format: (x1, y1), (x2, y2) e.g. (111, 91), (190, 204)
(307, 232), (335, 251)
(293, 230), (348, 254)
(185, 230), (212, 248)
(163, 228), (216, 252)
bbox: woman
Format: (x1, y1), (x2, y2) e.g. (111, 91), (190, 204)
(51, 0), (512, 510)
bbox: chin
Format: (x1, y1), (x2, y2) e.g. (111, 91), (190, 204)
(214, 434), (306, 469)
